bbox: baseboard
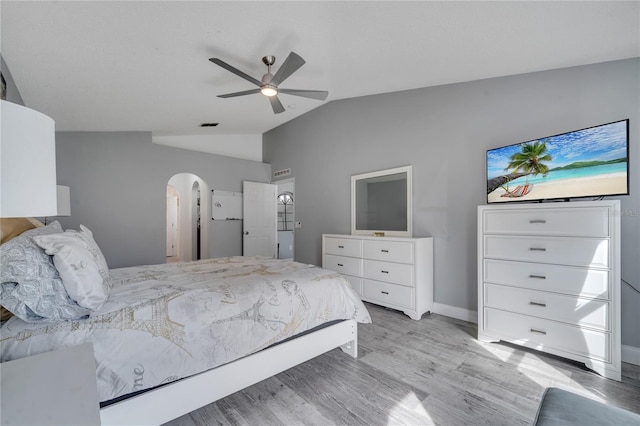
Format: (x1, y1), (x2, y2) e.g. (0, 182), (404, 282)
(432, 303), (477, 324)
(622, 345), (640, 366)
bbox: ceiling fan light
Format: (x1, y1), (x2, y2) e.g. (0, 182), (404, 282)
(260, 86), (278, 97)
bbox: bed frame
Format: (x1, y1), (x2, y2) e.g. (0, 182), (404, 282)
(100, 319), (358, 425)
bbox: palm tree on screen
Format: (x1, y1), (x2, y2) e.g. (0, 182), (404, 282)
(502, 139), (552, 196)
(504, 139), (553, 183)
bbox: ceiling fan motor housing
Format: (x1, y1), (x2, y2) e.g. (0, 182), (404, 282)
(261, 73), (274, 85)
(262, 55), (276, 85)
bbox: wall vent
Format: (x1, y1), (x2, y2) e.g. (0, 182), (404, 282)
(200, 123), (219, 127)
(273, 168), (292, 178)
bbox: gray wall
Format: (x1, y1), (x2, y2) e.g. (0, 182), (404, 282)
(264, 58), (640, 348)
(55, 131), (271, 268)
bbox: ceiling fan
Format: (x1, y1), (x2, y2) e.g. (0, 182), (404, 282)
(209, 52), (328, 114)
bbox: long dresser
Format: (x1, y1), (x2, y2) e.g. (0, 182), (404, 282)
(322, 234), (433, 320)
(477, 200), (621, 381)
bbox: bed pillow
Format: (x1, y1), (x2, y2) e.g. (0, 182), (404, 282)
(79, 225), (110, 277)
(0, 218), (45, 321)
(0, 222), (91, 322)
(0, 219), (33, 320)
(33, 227), (110, 311)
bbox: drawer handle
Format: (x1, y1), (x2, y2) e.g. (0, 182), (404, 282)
(338, 245), (344, 249)
(337, 263), (344, 267)
(381, 291), (389, 295)
(530, 328), (547, 335)
(529, 247), (547, 252)
(529, 274), (546, 280)
(529, 219), (546, 224)
(529, 301), (547, 307)
(381, 270), (389, 274)
(381, 249), (389, 253)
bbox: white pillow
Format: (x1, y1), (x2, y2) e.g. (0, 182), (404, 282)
(33, 230), (109, 311)
(79, 225), (110, 277)
(0, 221), (91, 322)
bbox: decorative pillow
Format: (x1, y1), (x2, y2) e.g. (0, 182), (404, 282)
(0, 222), (91, 322)
(33, 227), (110, 311)
(78, 225), (111, 301)
(79, 225), (110, 277)
(0, 218), (45, 321)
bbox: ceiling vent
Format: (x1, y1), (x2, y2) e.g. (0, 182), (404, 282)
(273, 168), (291, 178)
(200, 122), (219, 127)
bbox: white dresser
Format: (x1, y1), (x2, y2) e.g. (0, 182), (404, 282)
(477, 200), (621, 381)
(322, 234), (433, 320)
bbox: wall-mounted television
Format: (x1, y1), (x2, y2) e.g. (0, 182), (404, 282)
(487, 119), (629, 204)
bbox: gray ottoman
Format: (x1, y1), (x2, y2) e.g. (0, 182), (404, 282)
(533, 387), (640, 425)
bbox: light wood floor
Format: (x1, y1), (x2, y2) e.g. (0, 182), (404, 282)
(166, 303), (640, 426)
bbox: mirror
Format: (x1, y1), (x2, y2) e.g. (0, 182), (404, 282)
(351, 165), (412, 237)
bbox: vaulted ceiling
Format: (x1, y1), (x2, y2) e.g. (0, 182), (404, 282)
(2, 1), (638, 137)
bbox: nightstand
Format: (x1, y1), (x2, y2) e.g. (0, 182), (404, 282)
(0, 343), (101, 425)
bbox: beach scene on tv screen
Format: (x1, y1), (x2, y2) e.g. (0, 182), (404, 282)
(487, 120), (628, 203)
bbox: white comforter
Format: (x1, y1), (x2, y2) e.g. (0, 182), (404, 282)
(0, 256), (371, 401)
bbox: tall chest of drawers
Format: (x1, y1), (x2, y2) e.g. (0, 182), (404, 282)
(322, 234), (433, 320)
(477, 200), (621, 381)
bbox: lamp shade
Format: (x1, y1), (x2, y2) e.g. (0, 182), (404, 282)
(56, 185), (71, 216)
(1, 100), (57, 217)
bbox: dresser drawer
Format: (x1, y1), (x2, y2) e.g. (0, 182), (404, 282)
(484, 235), (609, 268)
(363, 240), (414, 264)
(323, 254), (362, 277)
(484, 308), (609, 362)
(324, 237), (363, 258)
(363, 279), (414, 309)
(363, 259), (413, 286)
(483, 259), (609, 299)
(484, 284), (609, 331)
(482, 207), (610, 238)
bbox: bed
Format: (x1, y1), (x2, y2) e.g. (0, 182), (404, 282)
(0, 222), (371, 425)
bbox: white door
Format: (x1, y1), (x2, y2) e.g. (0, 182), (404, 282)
(243, 181), (277, 257)
(166, 195), (178, 257)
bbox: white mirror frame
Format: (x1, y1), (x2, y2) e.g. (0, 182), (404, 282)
(351, 165), (413, 237)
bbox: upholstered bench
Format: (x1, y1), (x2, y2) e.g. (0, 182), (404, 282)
(533, 387), (640, 425)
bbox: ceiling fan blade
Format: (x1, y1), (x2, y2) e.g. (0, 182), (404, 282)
(209, 58), (262, 87)
(269, 96), (285, 114)
(217, 88), (262, 98)
(270, 52), (306, 86)
(278, 89), (328, 101)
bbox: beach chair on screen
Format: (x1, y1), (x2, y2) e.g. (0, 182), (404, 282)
(501, 183), (533, 198)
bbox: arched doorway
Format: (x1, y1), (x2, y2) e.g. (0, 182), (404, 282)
(167, 173), (210, 262)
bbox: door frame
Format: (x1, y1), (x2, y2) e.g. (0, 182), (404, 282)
(275, 177), (295, 259)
